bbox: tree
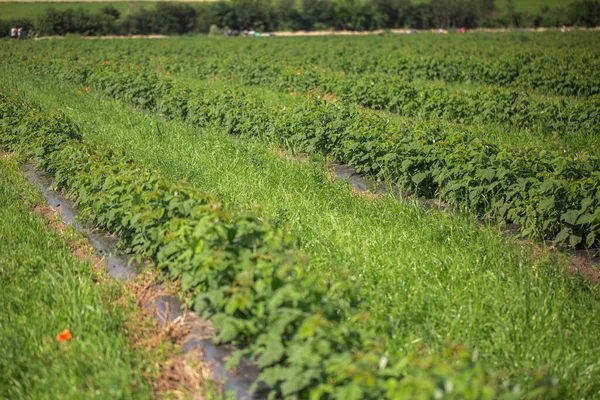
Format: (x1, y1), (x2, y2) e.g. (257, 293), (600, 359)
(154, 2), (198, 34)
(505, 0), (516, 26)
(100, 5), (120, 20)
(274, 0), (302, 30)
(568, 0), (600, 27)
(299, 0), (334, 30)
(372, 0), (412, 28)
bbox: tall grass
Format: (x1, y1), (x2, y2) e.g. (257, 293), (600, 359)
(3, 71), (600, 396)
(0, 155), (153, 399)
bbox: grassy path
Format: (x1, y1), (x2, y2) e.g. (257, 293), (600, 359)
(3, 74), (600, 395)
(0, 154), (155, 399)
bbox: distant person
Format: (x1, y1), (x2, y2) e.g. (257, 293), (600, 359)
(561, 25), (567, 33)
(18, 27), (26, 40)
(17, 27), (22, 39)
(10, 27), (18, 39)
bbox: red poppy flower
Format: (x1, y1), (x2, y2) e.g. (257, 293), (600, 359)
(56, 329), (72, 342)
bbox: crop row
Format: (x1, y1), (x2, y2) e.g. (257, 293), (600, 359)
(19, 34), (598, 98)
(192, 35), (600, 98)
(21, 58), (600, 249)
(1, 92), (543, 398)
(185, 61), (600, 139)
(9, 41), (599, 139)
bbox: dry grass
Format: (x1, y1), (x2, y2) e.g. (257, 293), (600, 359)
(126, 272), (217, 398)
(31, 203), (105, 268)
(28, 188), (218, 399)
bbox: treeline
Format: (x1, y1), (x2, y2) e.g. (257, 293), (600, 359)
(1, 0), (599, 37)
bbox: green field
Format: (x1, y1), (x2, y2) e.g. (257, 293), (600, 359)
(403, 0), (572, 13)
(496, 0), (573, 13)
(1, 33), (599, 398)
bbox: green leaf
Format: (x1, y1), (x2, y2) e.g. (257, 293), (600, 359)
(258, 338), (285, 368)
(577, 213), (597, 225)
(569, 234), (582, 246)
(561, 209), (580, 225)
(412, 172), (428, 185)
(538, 198), (555, 212)
(480, 168), (495, 182)
(539, 179), (556, 192)
(224, 350), (243, 370)
(181, 272), (194, 292)
(333, 384), (364, 400)
(381, 153), (397, 162)
(586, 232), (597, 248)
(554, 228), (571, 243)
(215, 320), (240, 343)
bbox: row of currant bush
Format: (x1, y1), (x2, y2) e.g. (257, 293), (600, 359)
(31, 45), (597, 138)
(37, 60), (600, 249)
(184, 60), (600, 138)
(78, 36), (599, 98)
(150, 39), (600, 98)
(4, 40), (599, 141)
(4, 35), (599, 99)
(1, 92), (549, 398)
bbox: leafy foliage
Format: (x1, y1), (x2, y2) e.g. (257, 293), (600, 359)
(2, 92), (560, 398)
(17, 56), (598, 249)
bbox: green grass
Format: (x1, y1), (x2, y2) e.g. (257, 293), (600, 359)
(495, 0), (574, 13)
(4, 68), (600, 395)
(410, 0), (574, 14)
(0, 154), (153, 399)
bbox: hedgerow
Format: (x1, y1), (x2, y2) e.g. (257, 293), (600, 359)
(3, 92), (559, 398)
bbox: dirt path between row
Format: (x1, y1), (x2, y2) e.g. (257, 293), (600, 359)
(14, 156), (256, 399)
